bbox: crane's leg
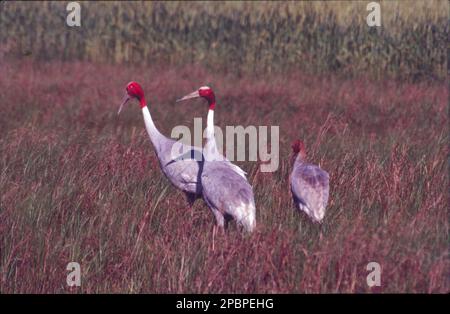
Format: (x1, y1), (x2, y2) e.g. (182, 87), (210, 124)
(184, 192), (200, 217)
(185, 192), (198, 208)
(211, 208), (225, 251)
(211, 208), (225, 229)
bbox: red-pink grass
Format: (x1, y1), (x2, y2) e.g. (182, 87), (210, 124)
(0, 58), (447, 293)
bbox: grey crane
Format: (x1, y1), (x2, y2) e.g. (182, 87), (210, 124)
(290, 139), (329, 222)
(177, 86), (256, 232)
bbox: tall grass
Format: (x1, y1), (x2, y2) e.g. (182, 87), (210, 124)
(0, 1), (447, 80)
(0, 58), (447, 293)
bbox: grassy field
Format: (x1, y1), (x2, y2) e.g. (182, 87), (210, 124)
(0, 1), (448, 293)
(0, 57), (447, 293)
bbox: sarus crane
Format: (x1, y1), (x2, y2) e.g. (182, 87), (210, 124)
(177, 86), (256, 233)
(118, 81), (203, 204)
(290, 139), (329, 222)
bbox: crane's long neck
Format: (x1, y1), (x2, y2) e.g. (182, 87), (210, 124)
(140, 98), (164, 150)
(291, 153), (301, 166)
(291, 151), (306, 166)
(204, 103), (219, 161)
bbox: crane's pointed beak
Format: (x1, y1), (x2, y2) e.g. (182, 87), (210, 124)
(176, 90), (200, 102)
(117, 94), (130, 115)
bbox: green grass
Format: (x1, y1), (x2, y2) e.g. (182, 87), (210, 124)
(0, 1), (447, 80)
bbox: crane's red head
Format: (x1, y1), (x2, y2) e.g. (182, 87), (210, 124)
(118, 81), (146, 115)
(292, 139), (306, 159)
(176, 86), (216, 110)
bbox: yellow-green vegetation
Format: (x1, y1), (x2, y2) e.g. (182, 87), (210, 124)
(0, 1), (447, 80)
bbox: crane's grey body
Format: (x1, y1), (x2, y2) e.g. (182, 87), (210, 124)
(175, 87), (256, 232)
(141, 106), (203, 196)
(143, 106), (243, 198)
(153, 137), (203, 196)
(200, 108), (256, 232)
(201, 160), (256, 231)
(290, 157), (329, 222)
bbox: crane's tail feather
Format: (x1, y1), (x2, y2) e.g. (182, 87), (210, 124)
(234, 202), (256, 232)
(298, 203), (325, 223)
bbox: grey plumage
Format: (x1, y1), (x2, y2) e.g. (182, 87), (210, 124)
(119, 82), (203, 199)
(176, 86), (256, 232)
(290, 159), (329, 223)
(153, 138), (203, 196)
(152, 130), (247, 198)
(201, 160), (256, 232)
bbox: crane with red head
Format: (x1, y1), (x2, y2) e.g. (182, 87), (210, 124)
(290, 139), (329, 222)
(177, 86), (256, 233)
(118, 81), (203, 204)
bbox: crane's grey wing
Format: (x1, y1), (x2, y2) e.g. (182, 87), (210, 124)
(157, 139), (203, 195)
(161, 140), (203, 163)
(291, 163), (329, 221)
(207, 150), (247, 179)
(202, 168), (254, 209)
(202, 163), (255, 230)
(223, 159), (247, 179)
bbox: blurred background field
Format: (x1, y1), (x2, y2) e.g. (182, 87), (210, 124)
(0, 1), (448, 293)
(0, 1), (447, 80)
